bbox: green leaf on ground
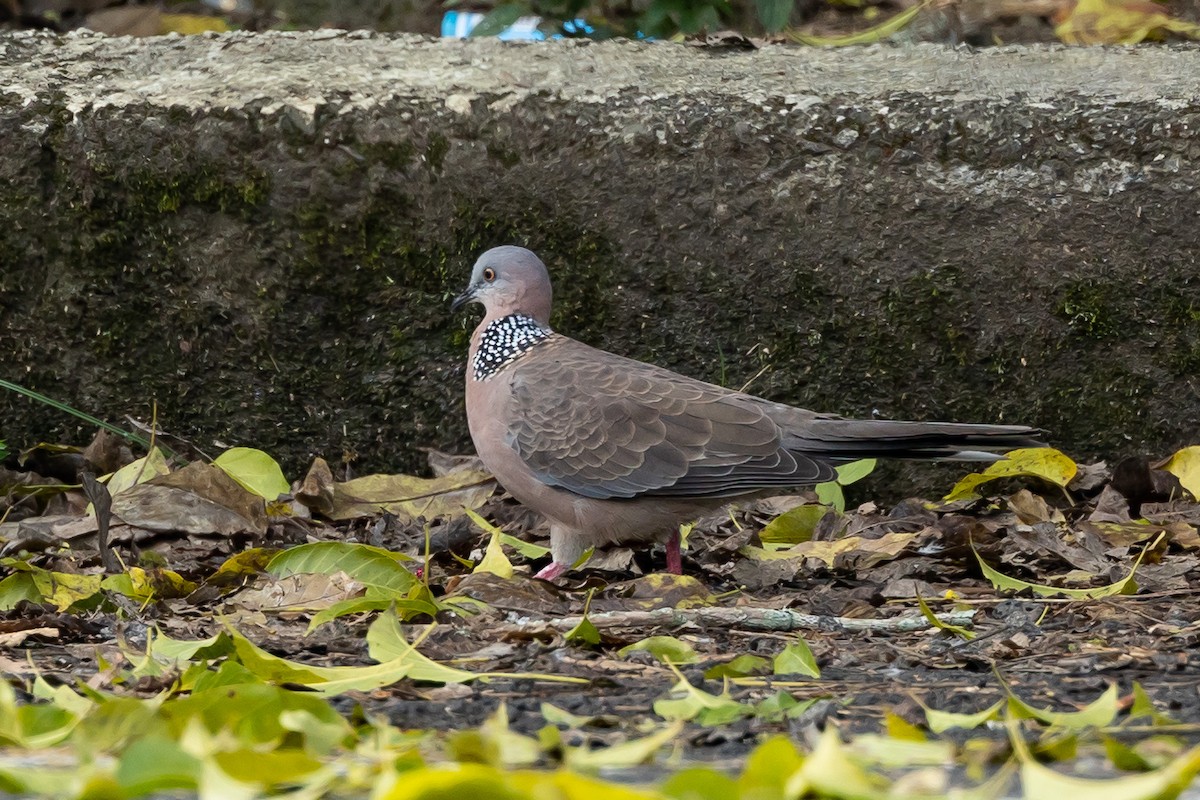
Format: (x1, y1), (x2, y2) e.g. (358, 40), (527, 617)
(916, 594), (974, 640)
(753, 692), (822, 723)
(113, 737), (203, 796)
(564, 615), (601, 647)
(1006, 684), (1120, 730)
(1011, 718), (1200, 799)
(661, 767), (740, 800)
(267, 542), (416, 593)
(619, 636), (698, 665)
(0, 561), (102, 611)
(654, 668), (747, 726)
(213, 447), (290, 500)
(1129, 682), (1178, 726)
(705, 654), (772, 680)
(448, 703), (542, 768)
(224, 615), (476, 693)
(739, 736), (804, 798)
(789, 0), (927, 45)
(972, 532), (1158, 599)
(835, 458), (877, 485)
(0, 572), (41, 610)
(500, 533), (551, 559)
(0, 680), (80, 748)
(760, 505), (827, 544)
(918, 698), (1004, 733)
(559, 720), (685, 771)
(787, 725), (886, 798)
(365, 614), (478, 683)
(773, 637), (821, 678)
(469, 3), (525, 36)
(102, 567), (198, 603)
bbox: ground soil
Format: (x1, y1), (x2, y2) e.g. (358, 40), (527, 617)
(6, 469), (1199, 773)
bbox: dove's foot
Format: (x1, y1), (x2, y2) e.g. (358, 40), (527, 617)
(534, 561), (569, 581)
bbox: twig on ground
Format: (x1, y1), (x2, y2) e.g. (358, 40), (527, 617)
(498, 606), (976, 635)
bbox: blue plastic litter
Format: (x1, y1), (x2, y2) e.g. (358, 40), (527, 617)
(441, 10), (596, 39)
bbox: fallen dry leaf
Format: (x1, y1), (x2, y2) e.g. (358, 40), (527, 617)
(298, 459), (494, 522)
(112, 461), (267, 535)
(235, 572), (366, 614)
(0, 627), (58, 647)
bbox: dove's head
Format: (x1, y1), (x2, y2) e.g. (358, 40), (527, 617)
(451, 246), (553, 325)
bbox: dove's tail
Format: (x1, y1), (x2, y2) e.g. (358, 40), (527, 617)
(786, 419), (1046, 462)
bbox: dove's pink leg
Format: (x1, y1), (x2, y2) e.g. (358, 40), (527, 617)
(666, 529), (682, 575)
(535, 561), (568, 581)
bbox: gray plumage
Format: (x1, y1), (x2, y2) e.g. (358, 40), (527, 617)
(452, 246), (1043, 579)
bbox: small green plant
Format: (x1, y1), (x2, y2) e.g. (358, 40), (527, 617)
(815, 458), (877, 512)
(0, 378), (152, 451)
(0, 439), (8, 462)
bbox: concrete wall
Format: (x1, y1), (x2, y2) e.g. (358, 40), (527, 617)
(1, 31), (1198, 479)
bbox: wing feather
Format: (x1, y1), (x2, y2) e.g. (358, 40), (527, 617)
(507, 339), (831, 499)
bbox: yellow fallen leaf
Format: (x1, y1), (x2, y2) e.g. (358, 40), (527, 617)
(915, 697), (1003, 733)
(946, 448), (1077, 501)
(32, 570), (102, 612)
(1006, 684), (1120, 729)
(473, 531), (514, 579)
(1055, 0), (1200, 44)
(159, 13), (230, 35)
(788, 0), (929, 44)
(785, 726), (887, 799)
(464, 508), (551, 558)
(562, 720), (685, 770)
(1010, 716), (1200, 798)
(1161, 445), (1200, 500)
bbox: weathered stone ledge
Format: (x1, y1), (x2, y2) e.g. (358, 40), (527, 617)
(1, 32), (1198, 480)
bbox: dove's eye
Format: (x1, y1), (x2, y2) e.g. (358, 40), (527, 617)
(483, 268), (496, 282)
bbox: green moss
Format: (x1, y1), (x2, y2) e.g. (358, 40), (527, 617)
(121, 165), (271, 222)
(486, 143), (521, 169)
(361, 140), (417, 171)
(425, 133), (450, 172)
(1056, 281), (1126, 339)
(157, 188), (182, 213)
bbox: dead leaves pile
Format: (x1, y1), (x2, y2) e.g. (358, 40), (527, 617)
(2, 435), (1200, 798)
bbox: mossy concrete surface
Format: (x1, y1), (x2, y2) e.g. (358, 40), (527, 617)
(1, 32), (1198, 482)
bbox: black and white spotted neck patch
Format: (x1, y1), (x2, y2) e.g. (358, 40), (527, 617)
(473, 314), (553, 381)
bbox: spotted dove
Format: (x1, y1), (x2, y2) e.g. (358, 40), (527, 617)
(452, 246), (1044, 580)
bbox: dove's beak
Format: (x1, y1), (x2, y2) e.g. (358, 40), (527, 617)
(450, 286), (476, 313)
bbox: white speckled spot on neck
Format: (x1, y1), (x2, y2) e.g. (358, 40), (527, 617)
(473, 314), (552, 380)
